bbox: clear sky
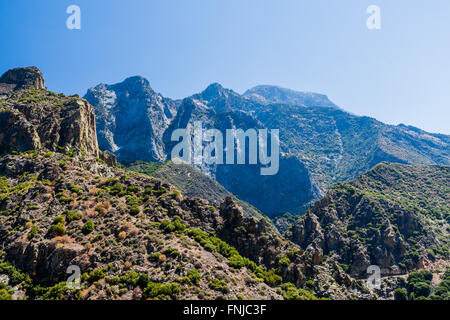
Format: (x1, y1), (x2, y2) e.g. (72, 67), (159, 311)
(1, 0), (449, 134)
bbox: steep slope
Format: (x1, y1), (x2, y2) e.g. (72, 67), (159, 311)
(84, 77), (179, 163)
(162, 90), (321, 216)
(289, 163), (450, 278)
(122, 160), (268, 220)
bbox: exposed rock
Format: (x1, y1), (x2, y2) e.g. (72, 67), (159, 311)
(84, 77), (179, 163)
(0, 66), (46, 93)
(99, 150), (117, 167)
(289, 162), (449, 278)
(0, 68), (99, 157)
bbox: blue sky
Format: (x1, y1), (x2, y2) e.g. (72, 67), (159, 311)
(1, 0), (449, 134)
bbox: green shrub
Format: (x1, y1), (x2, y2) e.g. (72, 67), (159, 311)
(28, 226), (38, 240)
(65, 210), (82, 222)
(394, 288), (408, 300)
(129, 205), (140, 215)
(127, 186), (140, 194)
(49, 224), (66, 236)
(186, 268), (201, 285)
(109, 183), (124, 196)
(411, 282), (432, 298)
(0, 260), (32, 287)
(68, 184), (82, 193)
(209, 278), (229, 293)
(87, 268), (106, 283)
(164, 247), (180, 257)
(82, 220), (95, 234)
(53, 215), (65, 225)
(278, 255), (291, 267)
(262, 269), (282, 287)
(119, 270), (140, 287)
(279, 283), (319, 300)
(160, 218), (186, 233)
(143, 282), (180, 300)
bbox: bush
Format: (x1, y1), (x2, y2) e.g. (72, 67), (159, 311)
(28, 226), (38, 240)
(117, 231), (127, 240)
(394, 288), (408, 300)
(109, 183), (124, 196)
(262, 269), (282, 287)
(87, 268), (106, 283)
(186, 268), (201, 285)
(164, 247), (180, 257)
(143, 282), (180, 300)
(411, 282), (432, 298)
(160, 218), (186, 233)
(279, 283), (318, 300)
(0, 260), (32, 287)
(0, 288), (12, 300)
(119, 270), (140, 287)
(82, 220), (95, 234)
(209, 278), (229, 293)
(49, 224), (66, 236)
(407, 269), (433, 299)
(53, 215), (65, 225)
(127, 186), (140, 194)
(68, 184), (82, 193)
(129, 205), (140, 215)
(278, 255), (291, 267)
(65, 210), (82, 222)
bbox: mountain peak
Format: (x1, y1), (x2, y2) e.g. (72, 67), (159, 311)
(0, 66), (46, 94)
(120, 75), (152, 90)
(244, 85), (338, 109)
(200, 82), (228, 100)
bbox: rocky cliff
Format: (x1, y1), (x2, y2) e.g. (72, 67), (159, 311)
(0, 67), (99, 158)
(84, 77), (178, 163)
(289, 163), (450, 277)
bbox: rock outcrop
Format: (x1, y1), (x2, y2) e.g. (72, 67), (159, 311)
(0, 67), (99, 157)
(0, 66), (46, 95)
(289, 163), (450, 277)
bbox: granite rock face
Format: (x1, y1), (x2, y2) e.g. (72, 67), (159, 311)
(84, 77), (179, 163)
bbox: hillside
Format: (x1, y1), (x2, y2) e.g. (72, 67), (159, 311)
(289, 163), (450, 279)
(123, 160), (268, 221)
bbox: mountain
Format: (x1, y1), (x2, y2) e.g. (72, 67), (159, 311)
(86, 79), (450, 218)
(243, 85), (339, 109)
(84, 77), (179, 163)
(1, 66), (357, 300)
(289, 162), (450, 278)
(161, 89), (322, 216)
(1, 67), (448, 300)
